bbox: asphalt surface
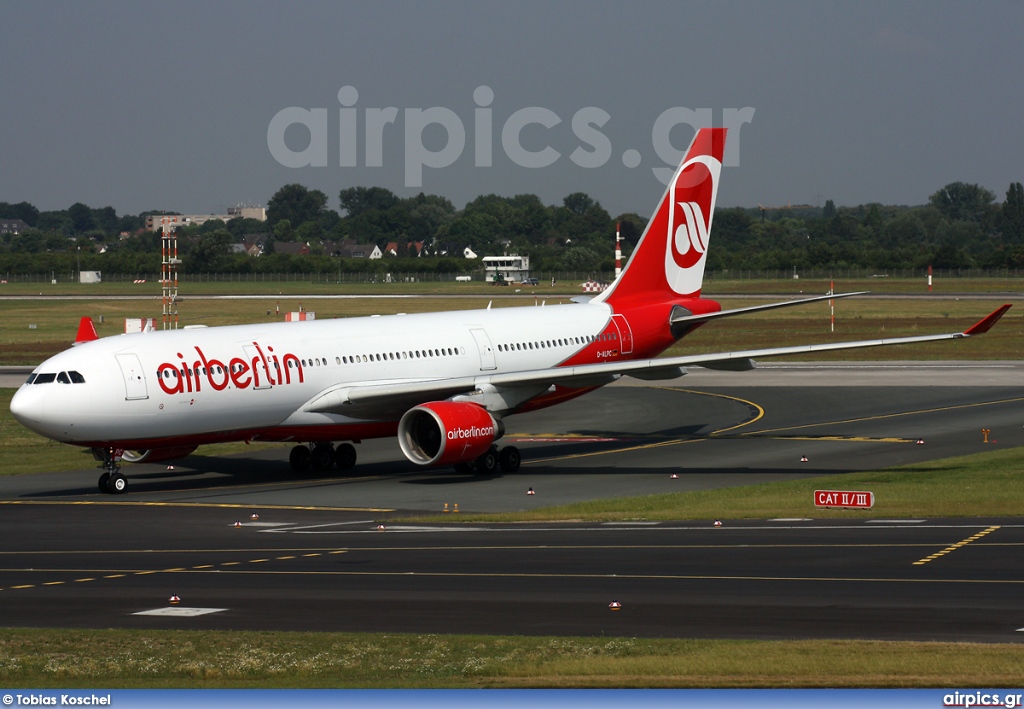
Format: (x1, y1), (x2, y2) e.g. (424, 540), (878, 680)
(2, 372), (1023, 641)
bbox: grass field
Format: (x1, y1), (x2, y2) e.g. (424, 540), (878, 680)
(2, 274), (1023, 296)
(1, 629), (1022, 688)
(1, 289), (1020, 364)
(435, 445), (1024, 522)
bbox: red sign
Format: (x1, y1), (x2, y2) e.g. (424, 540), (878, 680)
(814, 490), (874, 508)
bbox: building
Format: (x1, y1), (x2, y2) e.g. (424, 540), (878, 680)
(227, 205), (267, 221)
(240, 234), (267, 256)
(384, 241), (423, 257)
(337, 240), (382, 259)
(0, 219), (30, 235)
(145, 204), (267, 232)
(482, 254), (530, 283)
(272, 241), (311, 256)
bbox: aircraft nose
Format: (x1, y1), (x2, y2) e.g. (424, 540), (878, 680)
(9, 386), (37, 425)
(9, 385), (52, 437)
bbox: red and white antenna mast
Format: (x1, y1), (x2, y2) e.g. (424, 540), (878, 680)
(160, 217), (180, 330)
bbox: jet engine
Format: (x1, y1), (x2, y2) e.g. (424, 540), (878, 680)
(398, 401), (504, 466)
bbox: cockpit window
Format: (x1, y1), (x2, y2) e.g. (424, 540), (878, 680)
(33, 373), (56, 384)
(25, 374), (36, 385)
(68, 371), (85, 383)
(56, 372), (70, 384)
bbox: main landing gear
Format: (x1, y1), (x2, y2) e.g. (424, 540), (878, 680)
(289, 442), (358, 473)
(95, 448), (128, 495)
(454, 445), (521, 475)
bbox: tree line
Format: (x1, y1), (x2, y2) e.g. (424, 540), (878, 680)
(2, 179), (1023, 276)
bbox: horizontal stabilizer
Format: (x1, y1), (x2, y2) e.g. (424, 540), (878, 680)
(671, 291), (867, 326)
(73, 317), (98, 346)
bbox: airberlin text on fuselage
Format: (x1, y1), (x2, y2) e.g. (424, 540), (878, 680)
(156, 342), (304, 396)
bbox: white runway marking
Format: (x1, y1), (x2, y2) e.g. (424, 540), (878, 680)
(260, 520), (377, 532)
(867, 519), (927, 524)
(133, 607), (227, 617)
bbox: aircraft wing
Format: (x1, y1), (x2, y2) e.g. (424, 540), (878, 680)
(304, 304), (1011, 417)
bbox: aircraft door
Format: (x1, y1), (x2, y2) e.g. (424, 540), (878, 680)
(469, 328), (497, 370)
(115, 353), (149, 400)
(611, 314), (634, 354)
(242, 345), (273, 389)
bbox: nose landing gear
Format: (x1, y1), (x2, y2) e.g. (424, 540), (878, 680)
(95, 448), (128, 494)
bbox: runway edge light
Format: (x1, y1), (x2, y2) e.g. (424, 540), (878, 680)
(169, 594), (181, 605)
(608, 600), (622, 610)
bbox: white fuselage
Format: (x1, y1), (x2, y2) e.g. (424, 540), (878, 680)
(11, 301), (616, 448)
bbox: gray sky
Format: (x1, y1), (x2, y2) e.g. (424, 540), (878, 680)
(2, 1), (1022, 218)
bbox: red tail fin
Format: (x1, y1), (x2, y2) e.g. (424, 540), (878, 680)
(596, 128), (727, 307)
(74, 317), (98, 345)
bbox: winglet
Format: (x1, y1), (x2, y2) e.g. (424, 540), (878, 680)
(963, 304), (1012, 336)
(73, 317), (99, 345)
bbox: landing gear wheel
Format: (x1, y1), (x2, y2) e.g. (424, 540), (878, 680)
(106, 472), (127, 494)
(311, 444), (335, 472)
(289, 445), (311, 472)
(98, 472), (110, 493)
(334, 443), (357, 470)
(498, 446), (521, 473)
(475, 449), (498, 475)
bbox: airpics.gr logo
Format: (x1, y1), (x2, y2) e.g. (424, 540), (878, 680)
(664, 154), (721, 295)
(267, 85), (753, 187)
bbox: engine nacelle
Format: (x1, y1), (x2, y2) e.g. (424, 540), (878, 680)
(398, 402), (504, 466)
(120, 446), (198, 464)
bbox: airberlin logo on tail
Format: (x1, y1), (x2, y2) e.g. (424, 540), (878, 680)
(156, 342), (304, 396)
(664, 155), (721, 295)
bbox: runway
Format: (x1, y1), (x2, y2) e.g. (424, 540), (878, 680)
(0, 506), (1021, 642)
(1, 375), (1023, 641)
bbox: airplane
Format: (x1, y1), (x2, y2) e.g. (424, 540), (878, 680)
(10, 128), (1011, 494)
